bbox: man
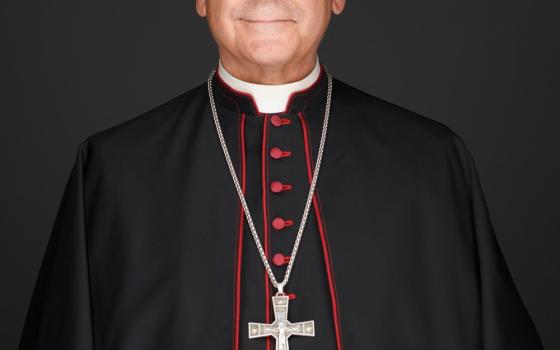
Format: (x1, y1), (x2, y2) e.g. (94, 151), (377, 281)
(18, 0), (544, 349)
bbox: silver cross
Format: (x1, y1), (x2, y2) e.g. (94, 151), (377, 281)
(248, 295), (315, 350)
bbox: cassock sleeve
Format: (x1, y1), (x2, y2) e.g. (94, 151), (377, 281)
(18, 140), (95, 350)
(450, 134), (544, 349)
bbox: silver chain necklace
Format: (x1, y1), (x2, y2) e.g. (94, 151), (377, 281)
(207, 66), (333, 349)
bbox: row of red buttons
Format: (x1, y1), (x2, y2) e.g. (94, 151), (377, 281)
(269, 114), (293, 269)
(270, 114), (297, 300)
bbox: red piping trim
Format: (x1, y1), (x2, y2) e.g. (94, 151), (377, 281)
(261, 114), (272, 350)
(233, 113), (247, 350)
(283, 64), (325, 113)
(298, 112), (344, 350)
(214, 63), (325, 114)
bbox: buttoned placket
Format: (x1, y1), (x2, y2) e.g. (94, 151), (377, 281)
(268, 113), (297, 301)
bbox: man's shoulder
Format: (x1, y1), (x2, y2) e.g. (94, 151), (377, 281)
(85, 82), (206, 145)
(332, 77), (473, 171)
(333, 77), (462, 147)
(76, 81), (209, 163)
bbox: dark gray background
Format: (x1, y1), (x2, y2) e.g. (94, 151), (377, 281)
(2, 0), (558, 349)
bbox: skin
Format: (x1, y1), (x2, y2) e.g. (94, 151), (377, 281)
(195, 0), (346, 84)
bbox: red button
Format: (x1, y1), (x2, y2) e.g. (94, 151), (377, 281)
(273, 253), (289, 266)
(271, 114), (290, 127)
(270, 181), (292, 193)
(270, 147), (291, 159)
(288, 293), (297, 300)
(270, 147), (283, 159)
(272, 217), (293, 230)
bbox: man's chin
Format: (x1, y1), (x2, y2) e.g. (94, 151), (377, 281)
(244, 50), (296, 67)
(244, 39), (295, 56)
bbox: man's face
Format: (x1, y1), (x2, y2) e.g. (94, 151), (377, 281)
(196, 0), (345, 68)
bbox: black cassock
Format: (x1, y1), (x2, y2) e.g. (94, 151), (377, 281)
(19, 63), (544, 350)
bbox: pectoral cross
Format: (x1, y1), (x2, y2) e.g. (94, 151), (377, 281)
(248, 294), (315, 350)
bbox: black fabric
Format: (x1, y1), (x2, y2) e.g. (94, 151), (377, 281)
(18, 63), (544, 350)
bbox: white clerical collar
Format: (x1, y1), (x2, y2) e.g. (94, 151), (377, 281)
(217, 55), (321, 113)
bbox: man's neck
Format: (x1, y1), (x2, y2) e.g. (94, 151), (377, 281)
(216, 55), (321, 114)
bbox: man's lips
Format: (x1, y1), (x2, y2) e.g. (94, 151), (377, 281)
(240, 19), (295, 23)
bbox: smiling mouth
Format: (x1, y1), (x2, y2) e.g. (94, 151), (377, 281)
(241, 19), (295, 23)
